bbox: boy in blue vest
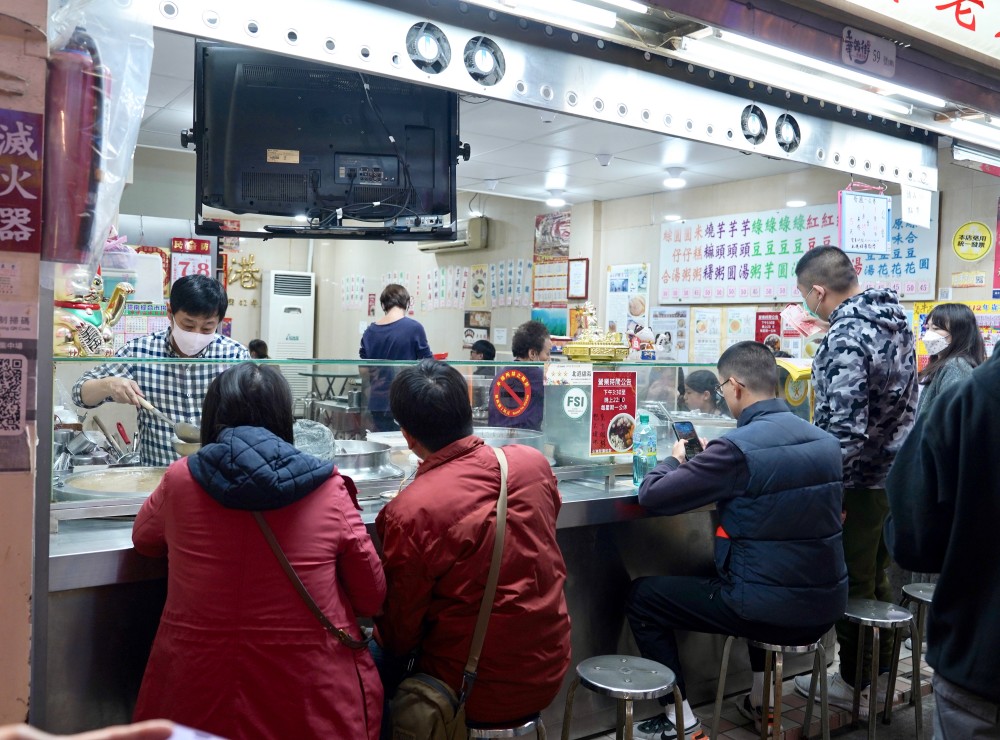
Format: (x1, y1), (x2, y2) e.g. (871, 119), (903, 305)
(627, 341), (848, 739)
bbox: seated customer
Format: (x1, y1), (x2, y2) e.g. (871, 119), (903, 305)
(682, 369), (729, 416)
(471, 338), (497, 377)
(376, 359), (571, 725)
(627, 342), (847, 738)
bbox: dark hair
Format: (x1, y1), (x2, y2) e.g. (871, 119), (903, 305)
(471, 339), (495, 360)
(511, 320), (550, 360)
(200, 363), (295, 445)
(248, 339), (269, 359)
(170, 274), (229, 320)
(794, 246), (859, 293)
(380, 284), (410, 312)
(684, 369), (719, 394)
(921, 303), (986, 384)
(390, 359), (473, 452)
(717, 341), (779, 396)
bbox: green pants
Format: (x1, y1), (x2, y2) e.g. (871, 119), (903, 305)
(835, 487), (893, 686)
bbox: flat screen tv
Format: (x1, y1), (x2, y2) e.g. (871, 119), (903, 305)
(191, 41), (459, 240)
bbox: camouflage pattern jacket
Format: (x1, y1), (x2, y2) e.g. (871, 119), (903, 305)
(812, 288), (917, 490)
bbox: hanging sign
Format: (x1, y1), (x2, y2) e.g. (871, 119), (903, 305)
(839, 190), (891, 254)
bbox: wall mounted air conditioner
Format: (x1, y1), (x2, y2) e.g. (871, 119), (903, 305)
(417, 216), (489, 253)
(261, 270), (315, 411)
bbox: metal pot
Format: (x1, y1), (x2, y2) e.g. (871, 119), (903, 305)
(332, 440), (403, 481)
(53, 466), (167, 502)
(472, 426), (545, 452)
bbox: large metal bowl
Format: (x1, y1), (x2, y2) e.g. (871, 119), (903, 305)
(473, 426), (545, 451)
(333, 440), (404, 481)
(53, 467), (167, 503)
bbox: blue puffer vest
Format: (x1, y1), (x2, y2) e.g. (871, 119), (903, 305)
(716, 399), (848, 627)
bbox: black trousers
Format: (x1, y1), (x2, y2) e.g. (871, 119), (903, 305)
(626, 576), (831, 702)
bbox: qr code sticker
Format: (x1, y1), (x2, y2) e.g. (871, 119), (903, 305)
(0, 354), (27, 435)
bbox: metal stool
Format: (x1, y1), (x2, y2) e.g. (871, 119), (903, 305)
(709, 637), (829, 740)
(468, 714), (545, 738)
(885, 582), (934, 735)
(842, 598), (917, 740)
(561, 655), (684, 740)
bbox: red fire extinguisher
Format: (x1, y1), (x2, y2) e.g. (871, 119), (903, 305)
(42, 27), (105, 264)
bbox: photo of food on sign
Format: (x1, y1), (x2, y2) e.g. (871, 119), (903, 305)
(607, 413), (635, 452)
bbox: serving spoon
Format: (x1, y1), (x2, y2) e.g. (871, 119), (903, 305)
(136, 398), (202, 442)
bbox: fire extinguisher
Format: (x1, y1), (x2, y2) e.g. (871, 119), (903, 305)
(42, 27), (106, 264)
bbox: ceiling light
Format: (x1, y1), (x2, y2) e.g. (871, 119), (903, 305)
(595, 153), (613, 166)
(663, 213), (682, 222)
(461, 0), (617, 31)
(484, 178), (499, 191)
(546, 189), (567, 207)
(951, 117), (1000, 145)
(952, 142), (1000, 170)
(662, 167), (686, 189)
(595, 0), (647, 12)
(786, 199), (807, 207)
(540, 110), (556, 123)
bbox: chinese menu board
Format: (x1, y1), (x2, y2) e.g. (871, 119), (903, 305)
(658, 194), (939, 303)
(0, 109), (42, 254)
(606, 263), (650, 335)
(590, 370), (638, 457)
(912, 301), (1000, 368)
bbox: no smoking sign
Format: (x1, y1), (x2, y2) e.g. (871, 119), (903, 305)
(492, 368), (533, 418)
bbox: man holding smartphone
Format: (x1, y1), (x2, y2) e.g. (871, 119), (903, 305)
(627, 342), (847, 739)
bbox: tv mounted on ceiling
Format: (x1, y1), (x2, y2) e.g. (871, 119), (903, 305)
(187, 41), (460, 241)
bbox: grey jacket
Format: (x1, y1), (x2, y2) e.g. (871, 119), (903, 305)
(916, 356), (975, 417)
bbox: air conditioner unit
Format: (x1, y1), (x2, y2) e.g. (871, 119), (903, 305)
(417, 216), (489, 253)
(261, 270), (315, 410)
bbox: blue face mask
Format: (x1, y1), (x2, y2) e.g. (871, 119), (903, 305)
(802, 287), (821, 320)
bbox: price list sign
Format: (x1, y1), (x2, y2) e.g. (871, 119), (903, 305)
(590, 370), (637, 457)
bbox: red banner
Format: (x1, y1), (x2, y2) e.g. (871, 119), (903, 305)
(590, 370), (637, 456)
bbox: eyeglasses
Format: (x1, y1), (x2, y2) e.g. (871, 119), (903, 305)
(714, 378), (745, 395)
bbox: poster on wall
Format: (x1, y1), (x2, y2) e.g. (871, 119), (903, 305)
(470, 264), (488, 309)
(531, 306), (570, 338)
(605, 263), (650, 335)
(724, 307), (757, 347)
(590, 370), (638, 457)
(913, 300), (1000, 365)
(755, 311), (782, 349)
(463, 310), (491, 348)
(995, 198), (1000, 299)
(658, 194), (939, 303)
(534, 211), (571, 261)
(532, 259), (568, 305)
(692, 307), (722, 364)
(648, 307), (690, 362)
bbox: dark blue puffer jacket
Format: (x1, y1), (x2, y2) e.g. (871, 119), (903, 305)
(187, 426), (334, 511)
(719, 400), (848, 626)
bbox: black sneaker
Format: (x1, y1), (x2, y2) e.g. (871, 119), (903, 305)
(632, 714), (704, 739)
(736, 694), (775, 736)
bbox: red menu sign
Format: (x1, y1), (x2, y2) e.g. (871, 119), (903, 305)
(994, 197), (1000, 300)
(755, 311), (781, 343)
(0, 109), (43, 253)
(590, 370), (638, 457)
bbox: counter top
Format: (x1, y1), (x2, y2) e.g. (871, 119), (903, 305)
(49, 474), (704, 592)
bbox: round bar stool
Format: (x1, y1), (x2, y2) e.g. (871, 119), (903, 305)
(560, 655), (683, 740)
(842, 598), (916, 740)
(468, 714), (545, 738)
(885, 582), (934, 736)
(709, 636), (830, 740)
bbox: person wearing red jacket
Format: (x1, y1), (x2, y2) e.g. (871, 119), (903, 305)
(132, 363), (385, 739)
(375, 359), (571, 725)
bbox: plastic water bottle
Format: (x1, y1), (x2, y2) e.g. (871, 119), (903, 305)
(632, 413), (657, 487)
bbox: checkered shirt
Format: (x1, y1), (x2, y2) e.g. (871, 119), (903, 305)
(72, 330), (250, 466)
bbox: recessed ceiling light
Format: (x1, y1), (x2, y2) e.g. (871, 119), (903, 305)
(786, 199), (807, 208)
(663, 214), (682, 222)
(546, 189), (567, 207)
(662, 167), (687, 189)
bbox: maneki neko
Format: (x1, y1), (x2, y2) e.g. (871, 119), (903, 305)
(53, 262), (133, 357)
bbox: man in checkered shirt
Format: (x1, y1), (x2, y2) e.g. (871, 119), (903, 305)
(73, 275), (249, 466)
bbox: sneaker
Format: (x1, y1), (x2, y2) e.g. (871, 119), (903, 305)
(793, 671), (872, 718)
(632, 713), (704, 739)
(736, 694), (776, 736)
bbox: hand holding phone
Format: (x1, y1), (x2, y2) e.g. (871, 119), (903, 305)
(672, 421), (704, 460)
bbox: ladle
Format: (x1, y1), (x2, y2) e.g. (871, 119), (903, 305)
(136, 398), (202, 442)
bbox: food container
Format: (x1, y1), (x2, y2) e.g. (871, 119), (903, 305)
(366, 431), (417, 477)
(472, 426), (545, 452)
(332, 440), (403, 481)
(53, 466), (167, 502)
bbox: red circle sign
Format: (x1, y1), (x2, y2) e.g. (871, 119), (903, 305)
(492, 368), (533, 418)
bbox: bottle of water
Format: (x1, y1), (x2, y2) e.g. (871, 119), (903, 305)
(632, 413), (657, 487)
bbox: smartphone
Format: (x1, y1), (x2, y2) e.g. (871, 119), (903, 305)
(672, 421), (704, 458)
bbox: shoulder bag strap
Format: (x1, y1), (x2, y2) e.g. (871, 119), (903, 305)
(253, 511), (370, 650)
(459, 445), (508, 703)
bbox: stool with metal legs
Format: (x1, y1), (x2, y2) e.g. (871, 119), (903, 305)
(884, 582), (934, 736)
(709, 637), (830, 740)
(842, 598), (917, 740)
(468, 714), (545, 738)
(561, 655), (684, 740)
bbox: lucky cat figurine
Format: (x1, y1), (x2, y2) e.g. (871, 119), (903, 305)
(53, 264), (134, 356)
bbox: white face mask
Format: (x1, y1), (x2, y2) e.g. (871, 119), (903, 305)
(921, 330), (950, 356)
(172, 324), (218, 356)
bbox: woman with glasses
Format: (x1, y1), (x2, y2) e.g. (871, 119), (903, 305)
(682, 369), (730, 416)
(917, 303), (986, 417)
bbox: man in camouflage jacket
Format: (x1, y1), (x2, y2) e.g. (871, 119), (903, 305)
(793, 246), (917, 708)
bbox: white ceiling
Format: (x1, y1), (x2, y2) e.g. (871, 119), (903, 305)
(140, 30), (811, 206)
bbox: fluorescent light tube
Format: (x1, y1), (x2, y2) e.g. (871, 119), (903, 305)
(595, 0), (648, 12)
(463, 0), (617, 29)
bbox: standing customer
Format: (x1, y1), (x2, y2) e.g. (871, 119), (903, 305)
(360, 284), (432, 431)
(132, 363), (385, 740)
(791, 246), (917, 715)
(915, 303), (985, 416)
(885, 353), (1000, 739)
(376, 360), (571, 725)
(488, 320), (551, 430)
(248, 338), (269, 359)
(73, 274), (249, 466)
